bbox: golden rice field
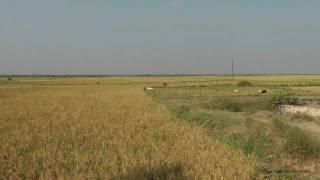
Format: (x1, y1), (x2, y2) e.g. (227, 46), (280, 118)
(0, 77), (256, 179)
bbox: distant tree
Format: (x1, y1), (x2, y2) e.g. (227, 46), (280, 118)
(8, 77), (13, 81)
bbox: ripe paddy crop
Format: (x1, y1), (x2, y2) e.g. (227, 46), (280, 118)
(0, 78), (256, 179)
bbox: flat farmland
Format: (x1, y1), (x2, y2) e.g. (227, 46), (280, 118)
(1, 75), (320, 179)
(0, 77), (255, 179)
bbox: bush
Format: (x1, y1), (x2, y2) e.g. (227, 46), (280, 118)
(237, 81), (252, 87)
(271, 91), (298, 106)
(8, 77), (13, 81)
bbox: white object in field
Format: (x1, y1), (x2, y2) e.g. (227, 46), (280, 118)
(234, 89), (239, 93)
(279, 105), (320, 117)
(144, 87), (154, 91)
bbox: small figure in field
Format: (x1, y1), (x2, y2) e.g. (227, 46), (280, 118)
(259, 90), (267, 94)
(163, 82), (168, 87)
(234, 89), (239, 93)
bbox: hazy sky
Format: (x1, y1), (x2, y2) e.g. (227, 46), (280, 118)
(1, 0), (320, 74)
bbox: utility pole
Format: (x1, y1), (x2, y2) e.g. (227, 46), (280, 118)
(232, 57), (234, 80)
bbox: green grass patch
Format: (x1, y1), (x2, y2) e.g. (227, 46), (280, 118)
(206, 96), (274, 112)
(175, 107), (273, 158)
(221, 119), (273, 158)
(273, 119), (320, 158)
(175, 107), (237, 129)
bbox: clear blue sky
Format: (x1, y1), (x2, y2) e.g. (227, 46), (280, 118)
(1, 0), (320, 74)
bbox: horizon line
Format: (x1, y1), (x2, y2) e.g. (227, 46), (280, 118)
(1, 73), (320, 77)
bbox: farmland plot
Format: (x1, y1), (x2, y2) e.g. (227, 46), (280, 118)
(0, 78), (255, 179)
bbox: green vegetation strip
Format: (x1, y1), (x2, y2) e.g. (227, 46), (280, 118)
(273, 119), (320, 158)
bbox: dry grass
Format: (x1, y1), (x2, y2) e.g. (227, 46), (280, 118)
(0, 80), (256, 179)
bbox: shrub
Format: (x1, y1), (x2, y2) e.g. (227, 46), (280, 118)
(237, 81), (252, 87)
(271, 91), (298, 106)
(8, 77), (13, 81)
